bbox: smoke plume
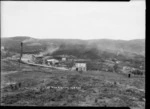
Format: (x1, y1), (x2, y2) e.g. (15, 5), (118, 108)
(39, 43), (59, 56)
(22, 38), (37, 43)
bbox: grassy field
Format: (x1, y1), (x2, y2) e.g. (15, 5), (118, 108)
(1, 59), (145, 108)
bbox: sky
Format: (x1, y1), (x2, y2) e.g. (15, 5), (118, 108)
(1, 1), (145, 40)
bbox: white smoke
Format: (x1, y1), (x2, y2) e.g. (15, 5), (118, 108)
(22, 38), (36, 43)
(117, 48), (124, 56)
(22, 39), (59, 56)
(27, 42), (42, 46)
(39, 43), (59, 56)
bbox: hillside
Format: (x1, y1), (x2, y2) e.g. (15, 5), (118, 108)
(1, 59), (145, 107)
(1, 36), (47, 54)
(1, 36), (145, 60)
(87, 39), (145, 56)
(1, 37), (145, 107)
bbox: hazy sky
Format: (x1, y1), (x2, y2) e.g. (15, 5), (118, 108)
(1, 1), (145, 40)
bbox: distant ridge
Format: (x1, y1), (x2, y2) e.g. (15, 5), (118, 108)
(1, 36), (145, 41)
(1, 36), (145, 59)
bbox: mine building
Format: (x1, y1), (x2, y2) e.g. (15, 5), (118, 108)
(53, 55), (77, 62)
(122, 66), (132, 74)
(73, 62), (87, 72)
(21, 54), (33, 62)
(32, 55), (43, 64)
(46, 59), (59, 66)
(42, 56), (53, 64)
(131, 69), (144, 76)
(56, 55), (67, 61)
(62, 57), (67, 61)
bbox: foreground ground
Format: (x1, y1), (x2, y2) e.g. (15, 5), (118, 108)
(1, 59), (145, 108)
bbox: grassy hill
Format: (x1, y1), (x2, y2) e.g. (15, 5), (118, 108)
(1, 36), (145, 107)
(1, 36), (145, 60)
(1, 59), (145, 107)
(1, 36), (47, 54)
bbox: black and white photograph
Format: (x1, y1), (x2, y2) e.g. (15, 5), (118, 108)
(1, 0), (145, 108)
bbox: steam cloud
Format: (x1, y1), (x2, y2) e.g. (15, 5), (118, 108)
(39, 43), (60, 56)
(22, 38), (36, 43)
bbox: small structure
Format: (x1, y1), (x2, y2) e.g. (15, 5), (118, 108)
(62, 57), (66, 61)
(32, 55), (43, 64)
(74, 62), (87, 72)
(47, 59), (59, 66)
(21, 54), (33, 62)
(131, 69), (144, 76)
(105, 60), (115, 66)
(122, 66), (144, 76)
(122, 66), (132, 73)
(116, 61), (120, 64)
(55, 55), (77, 62)
(42, 56), (53, 64)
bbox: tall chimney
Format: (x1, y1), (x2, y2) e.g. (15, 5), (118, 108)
(19, 42), (23, 63)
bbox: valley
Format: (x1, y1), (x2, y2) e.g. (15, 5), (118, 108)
(1, 36), (145, 108)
